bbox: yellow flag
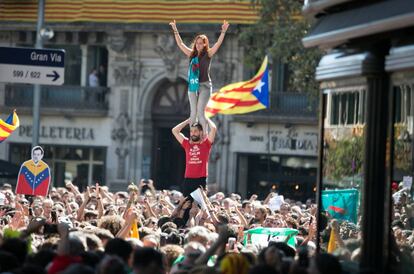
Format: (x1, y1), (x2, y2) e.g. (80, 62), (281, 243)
(131, 221), (139, 239)
(327, 229), (337, 253)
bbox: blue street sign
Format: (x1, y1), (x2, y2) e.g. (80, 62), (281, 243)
(0, 46), (65, 85)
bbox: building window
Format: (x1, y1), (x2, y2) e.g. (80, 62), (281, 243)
(87, 46), (108, 87)
(394, 84), (413, 124)
(329, 90), (365, 126)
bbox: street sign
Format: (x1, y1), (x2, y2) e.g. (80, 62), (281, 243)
(0, 46), (65, 85)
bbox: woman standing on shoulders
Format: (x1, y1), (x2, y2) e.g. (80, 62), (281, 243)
(169, 19), (229, 133)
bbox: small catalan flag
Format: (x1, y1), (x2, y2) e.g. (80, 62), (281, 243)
(0, 110), (19, 143)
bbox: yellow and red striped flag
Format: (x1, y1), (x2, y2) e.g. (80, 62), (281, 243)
(0, 110), (19, 143)
(205, 56), (269, 117)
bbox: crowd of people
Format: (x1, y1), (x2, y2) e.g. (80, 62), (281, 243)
(0, 176), (413, 274)
(0, 176), (410, 274)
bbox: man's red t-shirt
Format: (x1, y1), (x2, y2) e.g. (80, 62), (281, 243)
(181, 138), (212, 178)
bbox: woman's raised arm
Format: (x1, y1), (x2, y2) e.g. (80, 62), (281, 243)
(208, 20), (229, 57)
(169, 19), (192, 57)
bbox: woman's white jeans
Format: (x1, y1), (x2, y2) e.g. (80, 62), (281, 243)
(188, 82), (212, 132)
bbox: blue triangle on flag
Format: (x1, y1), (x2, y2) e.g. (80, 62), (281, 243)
(252, 68), (269, 107)
(5, 112), (13, 125)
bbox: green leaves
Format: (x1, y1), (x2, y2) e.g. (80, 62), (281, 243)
(325, 136), (365, 181)
(239, 0), (321, 95)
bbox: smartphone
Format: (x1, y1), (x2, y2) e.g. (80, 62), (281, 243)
(228, 237), (236, 250)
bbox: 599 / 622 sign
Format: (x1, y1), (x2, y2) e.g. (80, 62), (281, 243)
(0, 47), (65, 85)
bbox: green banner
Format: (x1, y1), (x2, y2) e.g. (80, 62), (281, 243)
(321, 188), (359, 223)
(243, 227), (298, 248)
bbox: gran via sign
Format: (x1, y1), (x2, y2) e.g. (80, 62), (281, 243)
(0, 46), (65, 85)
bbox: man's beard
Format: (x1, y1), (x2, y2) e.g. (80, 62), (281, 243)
(191, 135), (201, 142)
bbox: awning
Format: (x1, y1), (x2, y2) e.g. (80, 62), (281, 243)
(303, 0), (414, 48)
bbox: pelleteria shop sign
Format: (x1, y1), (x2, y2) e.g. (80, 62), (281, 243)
(18, 125), (95, 141)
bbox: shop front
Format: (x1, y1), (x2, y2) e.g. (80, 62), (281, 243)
(231, 122), (318, 200)
(1, 116), (111, 189)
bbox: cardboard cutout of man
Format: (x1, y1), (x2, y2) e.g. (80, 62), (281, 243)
(15, 146), (51, 196)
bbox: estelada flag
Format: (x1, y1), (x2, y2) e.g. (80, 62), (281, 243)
(16, 159), (51, 196)
(205, 56), (269, 117)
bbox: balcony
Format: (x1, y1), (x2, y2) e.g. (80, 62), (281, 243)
(234, 92), (318, 124)
(2, 84), (109, 116)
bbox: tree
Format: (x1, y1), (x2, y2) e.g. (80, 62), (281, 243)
(324, 136), (365, 182)
(239, 0), (321, 95)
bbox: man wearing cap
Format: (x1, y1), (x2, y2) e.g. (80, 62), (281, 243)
(172, 116), (217, 197)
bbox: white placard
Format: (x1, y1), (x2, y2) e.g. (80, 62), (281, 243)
(403, 176), (413, 190)
(268, 195), (284, 211)
(190, 188), (207, 210)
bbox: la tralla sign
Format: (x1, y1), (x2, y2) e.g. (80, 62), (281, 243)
(231, 123), (318, 156)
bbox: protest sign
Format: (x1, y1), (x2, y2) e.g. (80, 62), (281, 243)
(15, 146), (50, 196)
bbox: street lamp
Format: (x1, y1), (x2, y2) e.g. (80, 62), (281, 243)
(40, 28), (54, 40)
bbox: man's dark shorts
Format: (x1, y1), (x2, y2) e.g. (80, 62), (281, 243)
(182, 177), (207, 197)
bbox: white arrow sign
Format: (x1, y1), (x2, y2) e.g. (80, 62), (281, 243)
(0, 47), (65, 86)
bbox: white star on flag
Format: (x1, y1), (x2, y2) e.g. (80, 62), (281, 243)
(254, 80), (265, 93)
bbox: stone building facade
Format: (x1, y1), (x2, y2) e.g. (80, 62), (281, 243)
(0, 0), (317, 199)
